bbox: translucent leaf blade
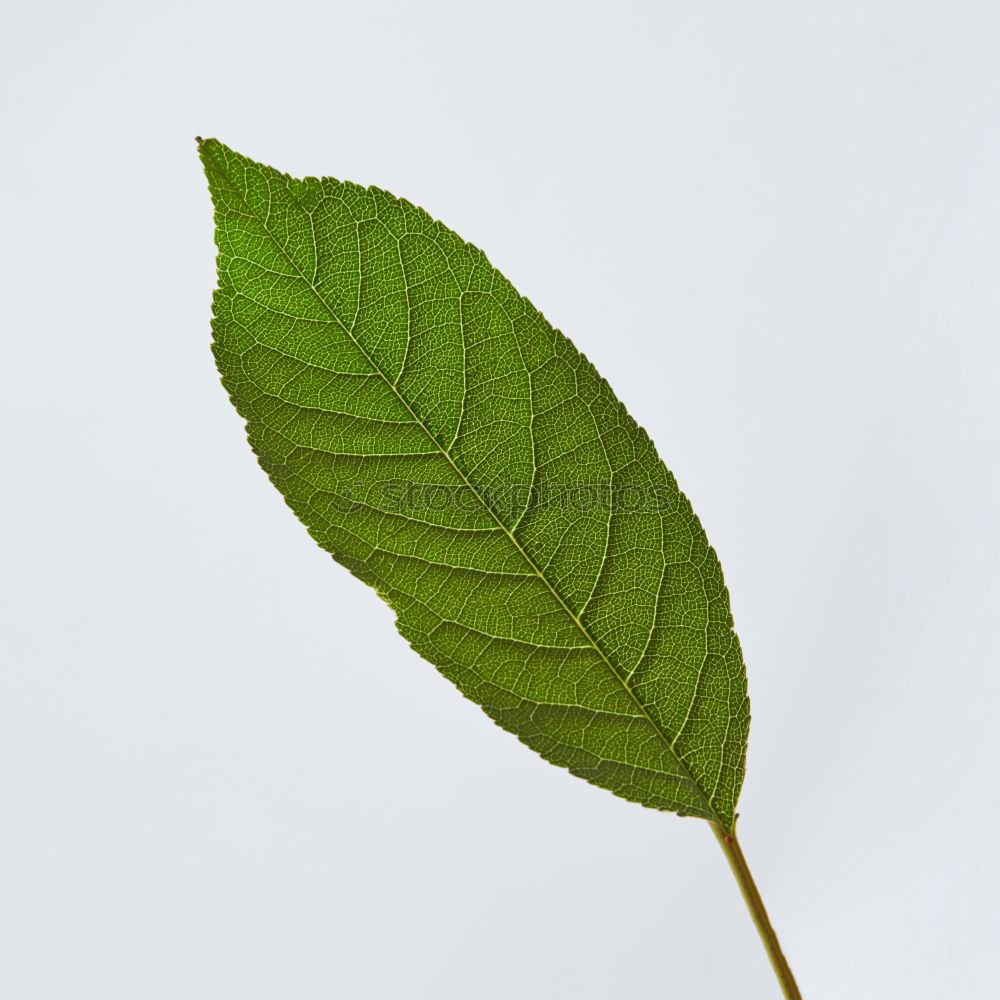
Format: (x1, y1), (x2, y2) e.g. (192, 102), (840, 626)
(200, 139), (750, 828)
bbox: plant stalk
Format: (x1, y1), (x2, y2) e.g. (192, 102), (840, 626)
(711, 823), (802, 999)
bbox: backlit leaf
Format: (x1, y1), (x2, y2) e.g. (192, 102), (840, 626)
(200, 139), (750, 829)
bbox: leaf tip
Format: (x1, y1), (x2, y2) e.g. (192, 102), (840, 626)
(195, 136), (223, 159)
(196, 138), (227, 185)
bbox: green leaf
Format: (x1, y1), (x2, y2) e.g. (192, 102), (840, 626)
(200, 139), (750, 829)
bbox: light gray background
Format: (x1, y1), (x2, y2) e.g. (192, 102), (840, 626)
(2, 1), (998, 997)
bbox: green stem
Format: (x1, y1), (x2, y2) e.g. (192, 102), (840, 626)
(711, 823), (802, 1000)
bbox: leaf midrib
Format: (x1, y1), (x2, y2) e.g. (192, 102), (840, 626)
(204, 145), (721, 824)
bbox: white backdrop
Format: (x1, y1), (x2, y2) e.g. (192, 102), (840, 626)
(2, 2), (998, 997)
